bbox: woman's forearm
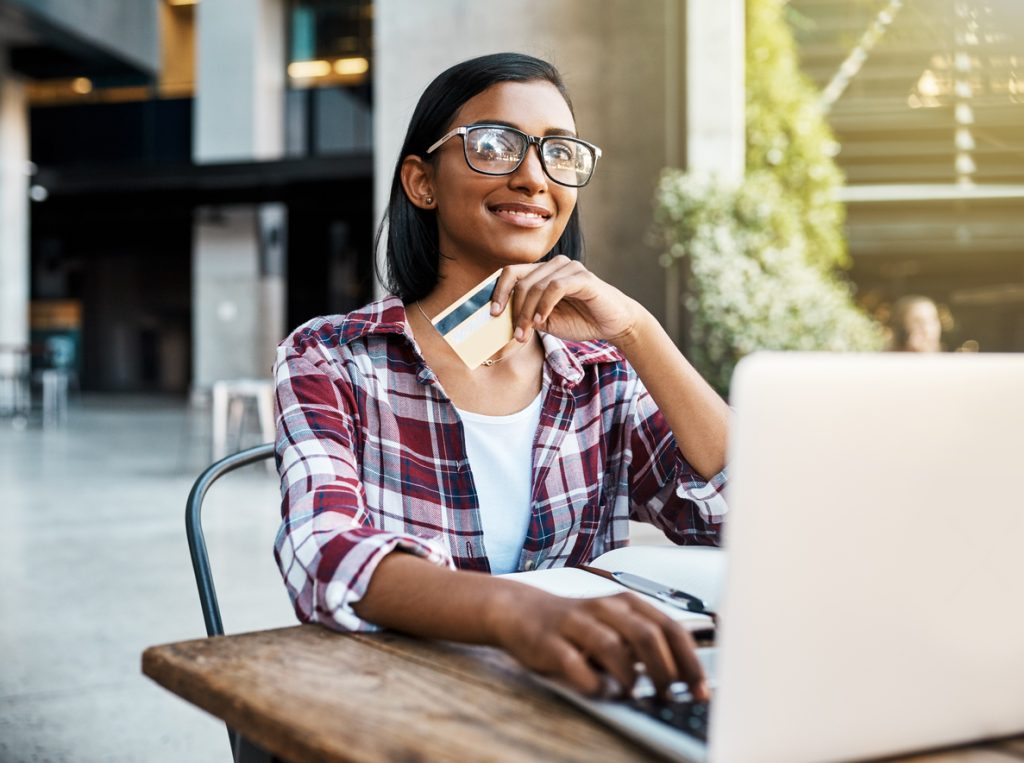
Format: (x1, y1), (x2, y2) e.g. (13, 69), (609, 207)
(349, 551), (709, 700)
(614, 307), (730, 479)
(350, 552), (520, 644)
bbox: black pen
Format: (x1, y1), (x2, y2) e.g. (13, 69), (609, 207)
(578, 565), (717, 625)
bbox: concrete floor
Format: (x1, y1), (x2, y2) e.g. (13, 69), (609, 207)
(0, 396), (294, 763)
(0, 395), (670, 763)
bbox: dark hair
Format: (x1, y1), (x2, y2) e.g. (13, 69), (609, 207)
(376, 52), (585, 303)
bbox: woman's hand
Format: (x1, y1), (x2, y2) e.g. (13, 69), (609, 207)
(354, 554), (711, 702)
(487, 583), (710, 701)
(490, 256), (647, 347)
(489, 255), (728, 478)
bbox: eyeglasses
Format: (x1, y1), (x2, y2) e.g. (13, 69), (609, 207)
(426, 124), (602, 188)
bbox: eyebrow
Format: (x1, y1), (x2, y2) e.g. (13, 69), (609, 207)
(468, 119), (578, 138)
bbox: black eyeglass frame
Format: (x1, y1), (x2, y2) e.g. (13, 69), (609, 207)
(425, 123), (603, 188)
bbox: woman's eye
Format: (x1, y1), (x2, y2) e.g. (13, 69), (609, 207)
(545, 141), (576, 166)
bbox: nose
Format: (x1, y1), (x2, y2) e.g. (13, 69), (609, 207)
(508, 142), (547, 194)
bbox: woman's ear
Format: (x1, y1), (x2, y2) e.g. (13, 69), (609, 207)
(400, 155), (437, 210)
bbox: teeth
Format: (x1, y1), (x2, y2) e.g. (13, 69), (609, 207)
(500, 208), (545, 219)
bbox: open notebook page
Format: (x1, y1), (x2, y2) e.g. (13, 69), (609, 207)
(499, 546), (726, 630)
(586, 545), (726, 609)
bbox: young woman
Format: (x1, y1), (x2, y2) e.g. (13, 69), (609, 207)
(274, 53), (729, 701)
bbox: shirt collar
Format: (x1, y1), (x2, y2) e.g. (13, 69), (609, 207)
(337, 295), (412, 344)
(339, 295), (625, 387)
(540, 333), (624, 388)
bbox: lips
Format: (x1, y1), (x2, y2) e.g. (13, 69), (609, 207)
(488, 202), (553, 228)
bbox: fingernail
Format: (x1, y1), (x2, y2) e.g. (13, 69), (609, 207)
(491, 301), (501, 315)
(598, 674), (624, 700)
(533, 312), (542, 325)
(514, 327), (524, 341)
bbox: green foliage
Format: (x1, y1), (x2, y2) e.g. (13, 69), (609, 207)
(653, 0), (884, 395)
(747, 0), (849, 271)
(654, 171), (884, 395)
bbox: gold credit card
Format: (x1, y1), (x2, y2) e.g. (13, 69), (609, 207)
(430, 270), (513, 369)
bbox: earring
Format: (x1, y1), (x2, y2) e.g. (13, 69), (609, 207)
(424, 195), (434, 206)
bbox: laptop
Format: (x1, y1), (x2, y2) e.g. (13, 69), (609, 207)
(541, 352), (1024, 763)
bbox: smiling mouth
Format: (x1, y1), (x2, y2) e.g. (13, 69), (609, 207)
(488, 203), (552, 226)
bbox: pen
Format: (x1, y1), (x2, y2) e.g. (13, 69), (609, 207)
(578, 565), (718, 625)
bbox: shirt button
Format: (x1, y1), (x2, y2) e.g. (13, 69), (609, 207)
(524, 559), (536, 571)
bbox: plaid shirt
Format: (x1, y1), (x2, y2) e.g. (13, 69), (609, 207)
(274, 296), (728, 632)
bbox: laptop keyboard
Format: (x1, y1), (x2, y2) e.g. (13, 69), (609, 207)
(625, 694), (712, 742)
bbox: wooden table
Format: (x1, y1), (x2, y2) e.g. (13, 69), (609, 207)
(143, 625), (1024, 763)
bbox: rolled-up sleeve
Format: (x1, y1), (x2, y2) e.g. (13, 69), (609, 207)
(625, 377), (728, 546)
(274, 342), (455, 632)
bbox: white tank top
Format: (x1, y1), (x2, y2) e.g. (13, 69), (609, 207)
(454, 390), (543, 574)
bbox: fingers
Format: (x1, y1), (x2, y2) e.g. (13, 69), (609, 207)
(544, 638), (606, 696)
(616, 594), (708, 700)
(561, 613), (637, 695)
(608, 615), (678, 696)
(510, 259), (585, 340)
(664, 620), (711, 702)
(489, 265), (528, 317)
(501, 587), (705, 701)
(561, 595), (706, 700)
(489, 256), (588, 343)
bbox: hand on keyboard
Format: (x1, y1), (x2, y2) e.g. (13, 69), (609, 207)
(493, 587), (710, 702)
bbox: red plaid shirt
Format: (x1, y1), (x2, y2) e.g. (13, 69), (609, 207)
(274, 296), (728, 631)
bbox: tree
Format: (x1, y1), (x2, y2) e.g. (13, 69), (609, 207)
(654, 0), (883, 395)
(747, 0), (849, 272)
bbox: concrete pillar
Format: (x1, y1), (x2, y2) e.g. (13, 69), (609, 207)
(195, 0), (284, 163)
(192, 0), (286, 390)
(664, 0), (746, 343)
(0, 50), (30, 373)
(193, 205), (286, 387)
(684, 0), (746, 181)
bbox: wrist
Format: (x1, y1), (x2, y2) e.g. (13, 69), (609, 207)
(482, 580), (543, 649)
(610, 303), (658, 355)
(481, 580), (521, 648)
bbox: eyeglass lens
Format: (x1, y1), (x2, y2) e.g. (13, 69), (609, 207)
(464, 126), (596, 187)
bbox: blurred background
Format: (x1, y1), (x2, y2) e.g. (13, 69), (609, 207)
(0, 0), (1022, 761)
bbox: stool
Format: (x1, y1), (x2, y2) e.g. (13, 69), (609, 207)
(41, 369), (69, 428)
(211, 379), (275, 461)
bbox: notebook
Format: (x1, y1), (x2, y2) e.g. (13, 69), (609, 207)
(501, 545), (725, 633)
(537, 352), (1024, 763)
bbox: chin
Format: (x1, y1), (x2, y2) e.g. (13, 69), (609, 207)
(501, 247), (555, 265)
(506, 235), (564, 263)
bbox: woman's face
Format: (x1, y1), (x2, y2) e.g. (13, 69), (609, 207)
(425, 80), (579, 276)
(903, 301), (942, 352)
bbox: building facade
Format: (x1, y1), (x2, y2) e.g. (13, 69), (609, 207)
(0, 0), (156, 385)
(1, 0), (745, 394)
(791, 0), (1024, 351)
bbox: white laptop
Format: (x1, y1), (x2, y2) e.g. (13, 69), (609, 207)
(542, 352), (1024, 763)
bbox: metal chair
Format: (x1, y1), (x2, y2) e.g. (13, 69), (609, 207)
(186, 441), (276, 637)
(185, 442), (278, 762)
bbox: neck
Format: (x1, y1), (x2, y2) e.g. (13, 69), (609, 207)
(421, 256), (505, 315)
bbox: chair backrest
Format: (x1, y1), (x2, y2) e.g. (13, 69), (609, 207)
(185, 442), (276, 637)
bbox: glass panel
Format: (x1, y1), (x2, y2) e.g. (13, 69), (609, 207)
(287, 0), (372, 88)
(285, 0), (373, 156)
